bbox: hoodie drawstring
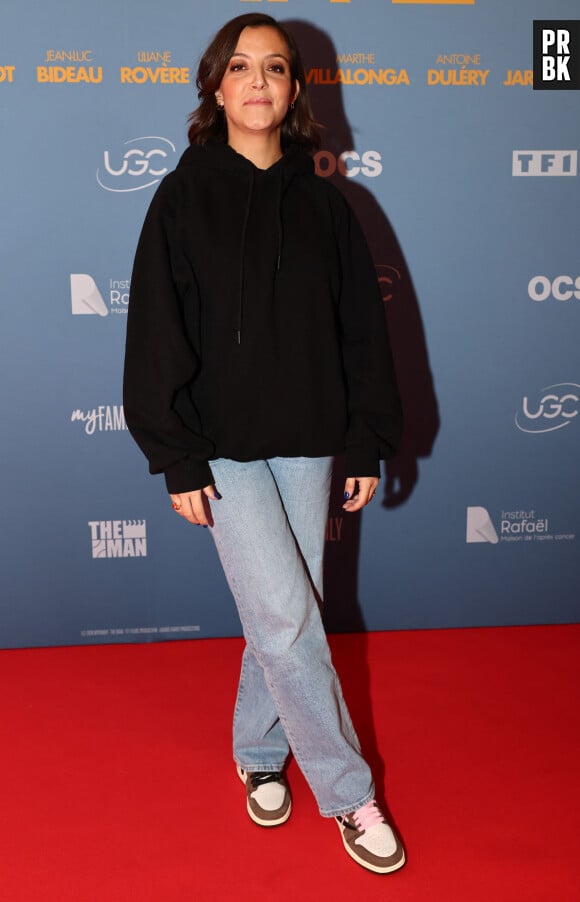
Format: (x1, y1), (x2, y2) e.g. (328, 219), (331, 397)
(236, 164), (293, 343)
(276, 175), (284, 272)
(236, 169), (255, 345)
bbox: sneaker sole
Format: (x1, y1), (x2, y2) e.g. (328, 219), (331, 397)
(336, 819), (406, 874)
(236, 765), (292, 828)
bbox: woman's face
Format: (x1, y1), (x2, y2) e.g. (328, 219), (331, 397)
(216, 26), (299, 143)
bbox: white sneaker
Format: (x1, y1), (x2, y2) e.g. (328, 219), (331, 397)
(336, 800), (405, 874)
(236, 765), (292, 827)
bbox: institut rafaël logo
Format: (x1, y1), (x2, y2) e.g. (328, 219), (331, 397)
(512, 150), (577, 176)
(466, 506), (575, 545)
(70, 274), (130, 316)
(71, 406), (127, 434)
(466, 506), (499, 544)
(70, 274), (107, 315)
(89, 520), (147, 558)
(528, 275), (580, 302)
(515, 384), (580, 433)
(96, 136), (176, 192)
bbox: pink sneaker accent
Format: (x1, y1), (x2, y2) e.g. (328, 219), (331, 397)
(352, 800), (385, 831)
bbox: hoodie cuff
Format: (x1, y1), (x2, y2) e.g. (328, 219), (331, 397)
(163, 457), (214, 494)
(345, 447), (381, 479)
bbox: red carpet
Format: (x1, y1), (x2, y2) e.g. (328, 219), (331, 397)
(1, 625), (579, 901)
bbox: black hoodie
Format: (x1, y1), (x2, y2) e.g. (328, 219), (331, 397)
(123, 140), (402, 493)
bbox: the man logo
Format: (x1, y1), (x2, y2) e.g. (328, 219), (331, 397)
(89, 520), (147, 558)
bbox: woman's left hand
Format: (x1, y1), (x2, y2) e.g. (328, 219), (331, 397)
(342, 477), (379, 512)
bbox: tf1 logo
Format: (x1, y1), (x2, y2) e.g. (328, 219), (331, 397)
(512, 150), (577, 176)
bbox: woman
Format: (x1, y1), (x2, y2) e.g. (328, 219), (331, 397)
(123, 13), (404, 875)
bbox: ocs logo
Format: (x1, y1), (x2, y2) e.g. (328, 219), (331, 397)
(376, 264), (401, 303)
(516, 383), (580, 433)
(528, 276), (580, 302)
(96, 136), (176, 192)
(314, 150), (382, 179)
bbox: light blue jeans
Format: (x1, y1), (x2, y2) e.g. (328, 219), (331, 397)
(208, 456), (374, 818)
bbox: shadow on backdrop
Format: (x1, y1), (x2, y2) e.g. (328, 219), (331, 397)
(284, 19), (439, 627)
(284, 19), (439, 798)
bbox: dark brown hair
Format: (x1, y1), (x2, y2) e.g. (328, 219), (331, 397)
(187, 13), (320, 151)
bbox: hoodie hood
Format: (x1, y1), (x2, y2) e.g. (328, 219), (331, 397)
(177, 138), (315, 177)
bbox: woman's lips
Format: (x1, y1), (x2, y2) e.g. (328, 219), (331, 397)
(244, 98), (272, 105)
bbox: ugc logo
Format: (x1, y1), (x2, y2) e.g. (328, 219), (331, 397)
(96, 136), (176, 192)
(516, 383), (580, 433)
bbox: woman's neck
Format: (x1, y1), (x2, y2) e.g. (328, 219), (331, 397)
(227, 131), (283, 170)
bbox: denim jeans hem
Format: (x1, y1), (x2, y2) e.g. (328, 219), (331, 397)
(236, 762), (287, 774)
(319, 787), (375, 819)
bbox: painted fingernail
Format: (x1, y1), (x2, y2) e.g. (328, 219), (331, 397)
(344, 492), (350, 500)
(214, 491), (222, 500)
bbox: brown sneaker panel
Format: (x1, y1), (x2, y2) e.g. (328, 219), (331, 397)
(247, 793), (292, 827)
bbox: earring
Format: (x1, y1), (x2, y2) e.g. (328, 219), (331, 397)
(289, 101), (295, 111)
(216, 98), (224, 110)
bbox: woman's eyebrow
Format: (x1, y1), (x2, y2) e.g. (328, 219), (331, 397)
(230, 52), (289, 62)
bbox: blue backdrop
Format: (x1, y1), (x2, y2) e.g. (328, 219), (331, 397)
(1, 0), (578, 649)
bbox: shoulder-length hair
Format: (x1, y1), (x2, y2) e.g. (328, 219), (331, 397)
(187, 13), (320, 152)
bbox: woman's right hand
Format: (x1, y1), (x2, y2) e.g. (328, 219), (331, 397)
(169, 485), (220, 527)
